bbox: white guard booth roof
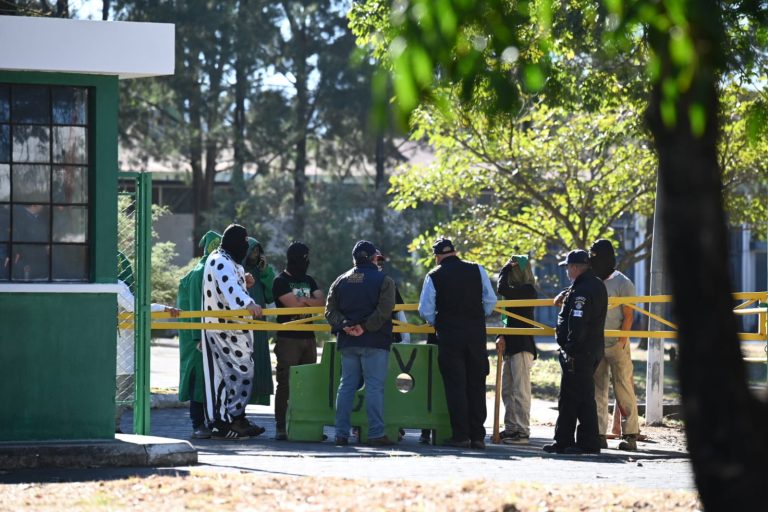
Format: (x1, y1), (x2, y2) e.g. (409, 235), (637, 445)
(0, 15), (174, 79)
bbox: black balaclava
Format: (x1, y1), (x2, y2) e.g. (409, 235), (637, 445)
(286, 241), (310, 277)
(221, 224), (249, 264)
(589, 239), (616, 281)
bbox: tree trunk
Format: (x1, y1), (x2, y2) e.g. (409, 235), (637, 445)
(188, 81), (205, 251)
(231, 0), (248, 197)
(647, 2), (768, 507)
(101, 0), (110, 20)
(373, 133), (386, 234)
(292, 34), (308, 240)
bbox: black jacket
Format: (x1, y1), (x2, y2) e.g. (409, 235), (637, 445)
(555, 269), (607, 358)
(496, 270), (538, 358)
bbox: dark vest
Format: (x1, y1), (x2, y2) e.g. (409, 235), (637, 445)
(336, 264), (393, 351)
(429, 256), (486, 345)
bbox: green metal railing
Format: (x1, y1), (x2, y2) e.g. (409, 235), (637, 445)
(117, 171), (152, 435)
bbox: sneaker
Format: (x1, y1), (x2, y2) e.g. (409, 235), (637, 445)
(599, 435), (608, 449)
(368, 435), (395, 447)
(192, 425), (212, 439)
(335, 436), (349, 446)
(564, 445), (601, 455)
(542, 442), (568, 454)
(501, 432), (529, 444)
(470, 439), (486, 450)
(499, 430), (516, 440)
(618, 434), (638, 451)
(211, 421), (250, 441)
(275, 431), (287, 441)
(444, 438), (471, 448)
(231, 417), (265, 438)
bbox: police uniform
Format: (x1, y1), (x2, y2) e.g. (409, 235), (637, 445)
(551, 252), (608, 453)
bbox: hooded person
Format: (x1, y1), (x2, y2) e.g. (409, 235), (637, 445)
(495, 254), (539, 444)
(201, 224), (265, 440)
(242, 237), (276, 406)
(177, 231), (221, 438)
(589, 239), (640, 451)
(271, 241), (326, 440)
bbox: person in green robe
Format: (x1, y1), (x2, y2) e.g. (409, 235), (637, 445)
(177, 230), (221, 438)
(242, 237), (276, 406)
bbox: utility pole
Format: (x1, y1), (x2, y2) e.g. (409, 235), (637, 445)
(645, 177), (665, 425)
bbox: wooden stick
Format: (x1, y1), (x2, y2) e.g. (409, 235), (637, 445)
(492, 348), (504, 444)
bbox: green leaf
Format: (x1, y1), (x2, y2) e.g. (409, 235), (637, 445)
(688, 103), (706, 137)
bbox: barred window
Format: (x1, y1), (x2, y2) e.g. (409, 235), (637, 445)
(0, 84), (89, 282)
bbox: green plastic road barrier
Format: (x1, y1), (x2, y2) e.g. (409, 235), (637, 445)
(287, 342), (452, 444)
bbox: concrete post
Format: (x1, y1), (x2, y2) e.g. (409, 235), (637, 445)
(646, 178), (665, 425)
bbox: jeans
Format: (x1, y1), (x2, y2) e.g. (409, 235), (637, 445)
(335, 346), (389, 439)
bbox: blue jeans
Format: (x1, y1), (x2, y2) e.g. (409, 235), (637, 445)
(335, 346), (389, 439)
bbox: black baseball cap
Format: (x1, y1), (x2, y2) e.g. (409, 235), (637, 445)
(432, 237), (455, 255)
(558, 249), (590, 266)
(352, 240), (377, 260)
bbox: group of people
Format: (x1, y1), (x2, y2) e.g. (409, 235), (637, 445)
(173, 223), (640, 453)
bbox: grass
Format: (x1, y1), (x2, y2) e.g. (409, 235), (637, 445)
(487, 348), (687, 403)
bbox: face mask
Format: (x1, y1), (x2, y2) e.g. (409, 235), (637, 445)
(221, 225), (249, 264)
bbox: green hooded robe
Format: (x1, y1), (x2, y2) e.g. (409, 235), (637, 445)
(177, 231), (221, 402)
(243, 237), (276, 405)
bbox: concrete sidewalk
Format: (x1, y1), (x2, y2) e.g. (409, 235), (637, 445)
(0, 339), (694, 491)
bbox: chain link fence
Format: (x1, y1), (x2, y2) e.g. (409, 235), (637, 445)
(116, 191), (138, 431)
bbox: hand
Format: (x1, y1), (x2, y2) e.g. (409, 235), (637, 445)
(245, 273), (255, 289)
(257, 255), (267, 271)
(495, 335), (506, 355)
(246, 303), (263, 318)
(343, 324), (364, 336)
(619, 337), (629, 349)
(553, 290), (567, 307)
(164, 306), (181, 318)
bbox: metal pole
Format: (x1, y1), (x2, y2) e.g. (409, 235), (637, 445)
(645, 176), (665, 425)
(133, 172), (153, 435)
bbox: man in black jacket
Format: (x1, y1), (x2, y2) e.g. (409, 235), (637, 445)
(496, 255), (538, 444)
(544, 249), (608, 455)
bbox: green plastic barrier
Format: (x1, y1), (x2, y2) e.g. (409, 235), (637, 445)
(287, 341), (452, 444)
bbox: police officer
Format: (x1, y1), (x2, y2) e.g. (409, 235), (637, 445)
(544, 249), (607, 455)
(418, 238), (497, 449)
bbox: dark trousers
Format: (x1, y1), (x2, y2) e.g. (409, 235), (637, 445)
(437, 340), (490, 442)
(188, 369), (206, 428)
(274, 336), (317, 432)
(554, 352), (601, 450)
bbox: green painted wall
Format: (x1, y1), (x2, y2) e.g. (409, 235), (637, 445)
(0, 72), (119, 441)
(0, 293), (116, 440)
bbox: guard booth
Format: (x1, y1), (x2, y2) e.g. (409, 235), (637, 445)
(0, 15), (173, 441)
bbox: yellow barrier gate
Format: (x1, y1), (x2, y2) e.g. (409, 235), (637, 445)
(142, 292), (768, 346)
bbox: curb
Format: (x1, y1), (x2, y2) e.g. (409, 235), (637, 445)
(0, 435), (197, 470)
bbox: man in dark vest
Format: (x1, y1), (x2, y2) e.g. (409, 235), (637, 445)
(544, 249), (608, 455)
(326, 240), (397, 446)
(418, 238), (498, 449)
